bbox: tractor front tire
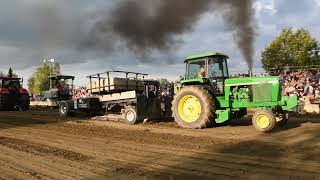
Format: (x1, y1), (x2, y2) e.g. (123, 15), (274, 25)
(172, 86), (215, 129)
(252, 109), (276, 133)
(124, 106), (140, 125)
(0, 94), (8, 111)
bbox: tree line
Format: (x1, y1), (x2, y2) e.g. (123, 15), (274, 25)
(262, 27), (320, 71)
(28, 63), (61, 95)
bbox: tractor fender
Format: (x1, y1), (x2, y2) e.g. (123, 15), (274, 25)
(281, 95), (298, 111)
(201, 84), (221, 109)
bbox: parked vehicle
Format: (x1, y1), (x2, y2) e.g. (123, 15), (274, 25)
(0, 71), (29, 111)
(59, 71), (162, 124)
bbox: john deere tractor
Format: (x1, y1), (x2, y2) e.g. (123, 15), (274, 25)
(172, 52), (297, 132)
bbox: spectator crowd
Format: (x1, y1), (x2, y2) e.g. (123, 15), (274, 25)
(72, 86), (89, 99)
(281, 69), (320, 103)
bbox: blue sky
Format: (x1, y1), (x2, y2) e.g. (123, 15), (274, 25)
(0, 0), (319, 86)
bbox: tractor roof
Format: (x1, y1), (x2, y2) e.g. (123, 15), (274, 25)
(0, 77), (21, 80)
(143, 80), (160, 85)
(185, 52), (229, 63)
(49, 75), (75, 80)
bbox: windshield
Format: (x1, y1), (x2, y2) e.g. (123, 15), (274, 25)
(3, 80), (21, 88)
(53, 79), (72, 90)
(188, 59), (206, 79)
(208, 57), (228, 78)
(187, 56), (229, 79)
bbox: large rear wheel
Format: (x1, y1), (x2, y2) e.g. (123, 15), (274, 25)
(172, 86), (215, 129)
(19, 95), (30, 111)
(0, 94), (8, 111)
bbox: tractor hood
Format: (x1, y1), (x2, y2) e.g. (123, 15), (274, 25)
(225, 76), (281, 87)
(225, 76), (282, 103)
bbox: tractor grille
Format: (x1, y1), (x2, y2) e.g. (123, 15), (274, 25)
(252, 83), (272, 102)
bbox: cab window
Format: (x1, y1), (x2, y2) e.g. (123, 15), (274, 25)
(188, 59), (206, 79)
(208, 57), (228, 78)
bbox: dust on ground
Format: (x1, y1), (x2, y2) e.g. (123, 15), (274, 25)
(0, 110), (319, 179)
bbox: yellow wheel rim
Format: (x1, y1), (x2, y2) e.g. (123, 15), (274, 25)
(256, 115), (270, 129)
(178, 95), (201, 123)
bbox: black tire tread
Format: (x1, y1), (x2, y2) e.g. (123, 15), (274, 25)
(171, 86), (215, 129)
(0, 94), (8, 111)
(19, 95), (30, 111)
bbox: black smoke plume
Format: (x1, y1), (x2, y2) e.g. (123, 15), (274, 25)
(85, 0), (211, 53)
(215, 0), (256, 69)
(86, 0), (256, 68)
(110, 0), (211, 51)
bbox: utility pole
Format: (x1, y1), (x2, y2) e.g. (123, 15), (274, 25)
(43, 59), (55, 88)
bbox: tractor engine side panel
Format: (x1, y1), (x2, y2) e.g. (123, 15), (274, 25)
(252, 83), (273, 102)
(225, 76), (283, 109)
(231, 86), (251, 102)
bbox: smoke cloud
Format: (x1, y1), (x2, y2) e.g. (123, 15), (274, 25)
(1, 1), (256, 69)
(215, 0), (256, 69)
(110, 0), (211, 52)
(84, 0), (211, 54)
(86, 0), (256, 68)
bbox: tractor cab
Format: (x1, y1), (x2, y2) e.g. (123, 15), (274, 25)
(142, 80), (160, 99)
(184, 52), (229, 94)
(42, 75), (75, 101)
(0, 77), (28, 95)
(0, 76), (30, 111)
(49, 75), (75, 90)
(0, 77), (22, 89)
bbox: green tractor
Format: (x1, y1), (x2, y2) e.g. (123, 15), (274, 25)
(172, 52), (298, 132)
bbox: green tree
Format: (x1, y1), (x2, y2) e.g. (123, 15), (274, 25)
(0, 68), (18, 78)
(261, 27), (320, 70)
(53, 63), (61, 75)
(8, 68), (13, 77)
(28, 63), (61, 95)
(28, 76), (35, 93)
(159, 78), (170, 87)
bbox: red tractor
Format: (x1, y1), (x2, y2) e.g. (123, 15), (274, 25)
(0, 76), (30, 111)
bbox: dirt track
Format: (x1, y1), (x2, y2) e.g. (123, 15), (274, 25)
(0, 110), (319, 180)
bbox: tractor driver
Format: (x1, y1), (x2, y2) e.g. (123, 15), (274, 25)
(55, 81), (63, 90)
(198, 66), (207, 78)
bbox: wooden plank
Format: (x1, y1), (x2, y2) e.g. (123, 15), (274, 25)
(98, 91), (137, 102)
(89, 78), (144, 93)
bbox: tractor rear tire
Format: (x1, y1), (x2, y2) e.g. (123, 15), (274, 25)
(0, 94), (8, 111)
(252, 109), (276, 133)
(19, 95), (30, 111)
(172, 86), (215, 129)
